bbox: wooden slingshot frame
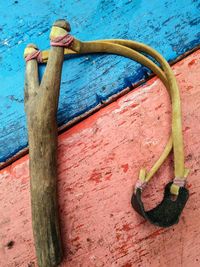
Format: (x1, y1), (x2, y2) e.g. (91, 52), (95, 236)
(24, 20), (68, 267)
(24, 19), (189, 267)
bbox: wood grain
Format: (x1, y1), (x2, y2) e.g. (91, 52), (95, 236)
(0, 0), (200, 164)
(0, 50), (200, 266)
(24, 20), (70, 267)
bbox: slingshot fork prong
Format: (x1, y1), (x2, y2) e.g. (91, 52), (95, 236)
(24, 43), (40, 111)
(39, 19), (71, 115)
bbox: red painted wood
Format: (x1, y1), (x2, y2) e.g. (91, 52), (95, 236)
(0, 50), (200, 267)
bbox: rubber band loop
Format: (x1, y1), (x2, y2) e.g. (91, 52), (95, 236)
(135, 180), (147, 191)
(170, 178), (186, 195)
(50, 34), (74, 47)
(173, 177), (186, 187)
(25, 50), (43, 63)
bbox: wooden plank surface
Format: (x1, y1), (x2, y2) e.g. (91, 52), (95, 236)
(0, 50), (199, 267)
(0, 0), (200, 164)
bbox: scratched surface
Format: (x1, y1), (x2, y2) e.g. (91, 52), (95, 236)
(0, 0), (200, 163)
(0, 51), (199, 266)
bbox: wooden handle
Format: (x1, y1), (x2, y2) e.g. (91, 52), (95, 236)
(24, 19), (69, 267)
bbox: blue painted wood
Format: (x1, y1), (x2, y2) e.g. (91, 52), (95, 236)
(0, 0), (200, 163)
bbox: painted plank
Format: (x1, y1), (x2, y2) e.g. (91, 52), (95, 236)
(0, 0), (200, 164)
(0, 50), (199, 267)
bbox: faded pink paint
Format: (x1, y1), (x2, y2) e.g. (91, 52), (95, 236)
(0, 50), (200, 267)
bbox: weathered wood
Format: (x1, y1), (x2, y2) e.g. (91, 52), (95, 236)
(24, 20), (69, 267)
(0, 50), (199, 267)
(0, 0), (200, 164)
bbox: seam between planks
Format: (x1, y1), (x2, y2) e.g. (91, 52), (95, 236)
(0, 45), (199, 170)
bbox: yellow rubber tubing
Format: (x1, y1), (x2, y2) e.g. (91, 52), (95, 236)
(77, 40), (185, 179)
(41, 39), (186, 193)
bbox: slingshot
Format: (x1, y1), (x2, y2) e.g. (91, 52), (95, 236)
(24, 19), (189, 267)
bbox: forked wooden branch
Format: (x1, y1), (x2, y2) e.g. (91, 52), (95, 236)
(24, 20), (69, 267)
